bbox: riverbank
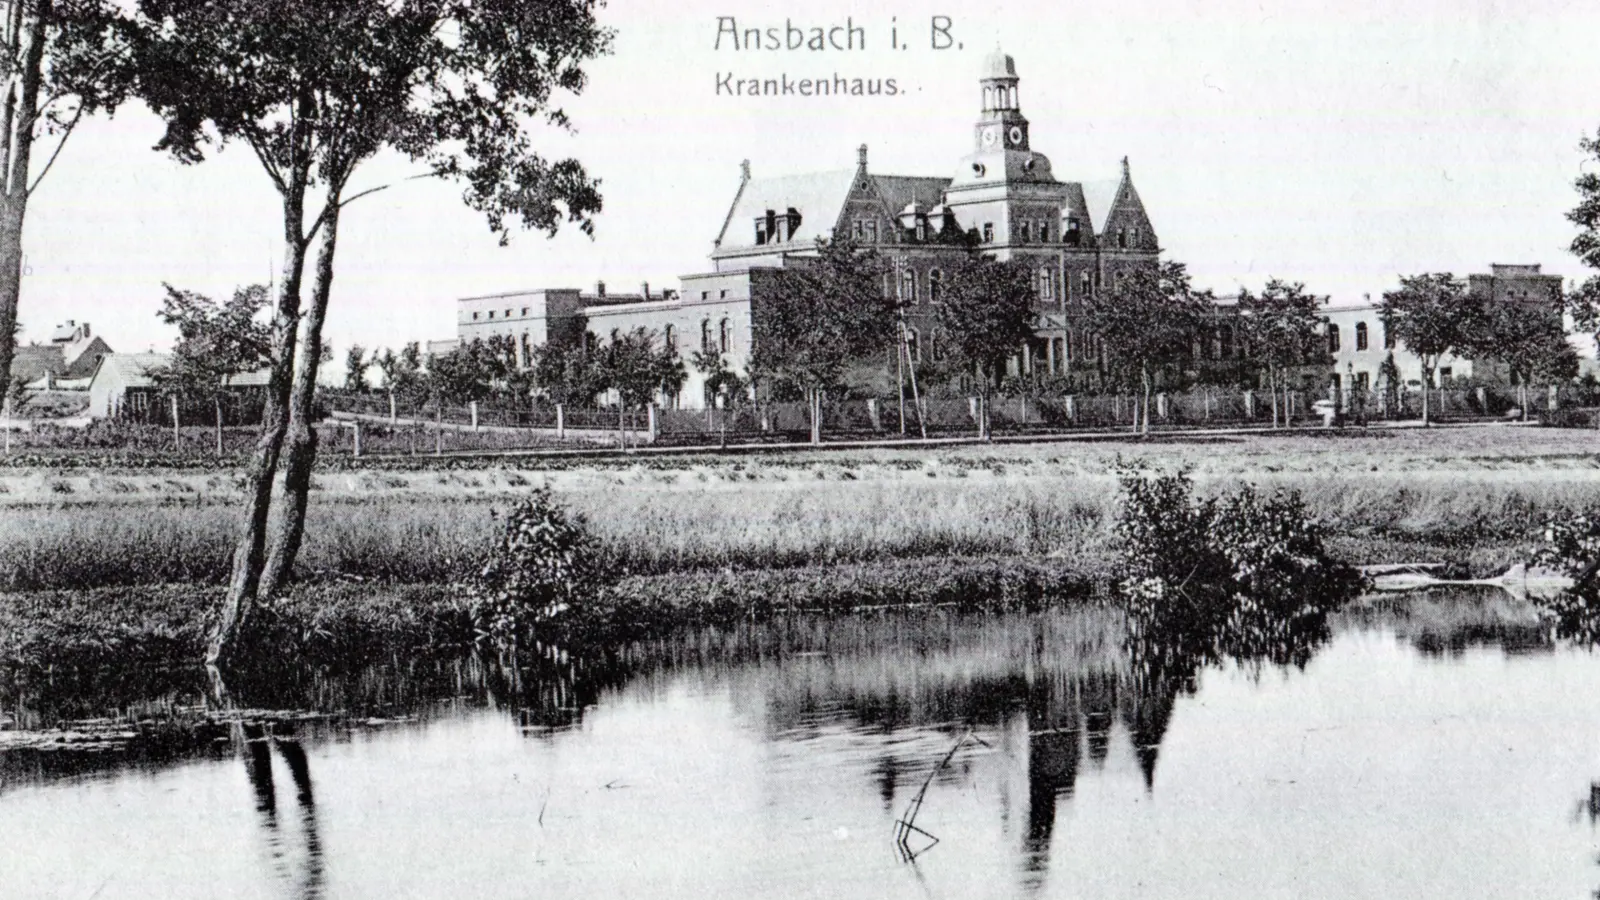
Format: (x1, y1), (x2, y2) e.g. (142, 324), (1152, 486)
(0, 557), (1099, 669)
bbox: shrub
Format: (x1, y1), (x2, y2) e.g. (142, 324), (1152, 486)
(1115, 466), (1362, 672)
(1531, 512), (1600, 643)
(468, 488), (609, 646)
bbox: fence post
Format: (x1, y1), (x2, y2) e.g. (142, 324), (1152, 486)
(1244, 389), (1254, 419)
(435, 404), (443, 455)
(867, 397), (880, 431)
(1064, 394), (1076, 424)
(556, 403), (565, 439)
(389, 392), (397, 424)
(470, 400), (479, 431)
(647, 402), (659, 442)
(1157, 392), (1168, 420)
(969, 396), (979, 425)
(353, 420), (363, 458)
(171, 394), (180, 452)
(1476, 386), (1486, 415)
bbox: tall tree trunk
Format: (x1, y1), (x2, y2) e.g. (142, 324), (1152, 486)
(214, 395), (223, 457)
(1427, 360), (1440, 422)
(0, 2), (45, 398)
(261, 207), (340, 599)
(1140, 365), (1152, 436)
(210, 199), (310, 666)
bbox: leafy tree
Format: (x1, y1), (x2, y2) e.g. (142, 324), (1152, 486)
(131, 0), (612, 663)
(1236, 279), (1330, 427)
(1566, 132), (1600, 379)
(532, 326), (605, 408)
(931, 255), (1037, 439)
(428, 336), (513, 405)
(1081, 261), (1212, 435)
(374, 341), (425, 406)
(691, 347), (745, 408)
(1379, 273), (1486, 425)
(149, 283), (271, 454)
(342, 344), (369, 393)
(749, 236), (894, 443)
(1468, 299), (1576, 419)
(0, 2), (132, 407)
(651, 341), (688, 408)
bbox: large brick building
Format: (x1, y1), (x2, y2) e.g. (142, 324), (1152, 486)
(454, 50), (1158, 407)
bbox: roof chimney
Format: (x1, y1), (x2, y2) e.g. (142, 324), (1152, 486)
(641, 281), (650, 300)
(596, 280), (606, 298)
(857, 144), (868, 168)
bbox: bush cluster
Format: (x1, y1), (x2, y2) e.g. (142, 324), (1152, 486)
(467, 487), (609, 646)
(1115, 466), (1363, 672)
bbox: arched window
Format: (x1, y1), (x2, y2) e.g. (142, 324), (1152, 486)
(663, 324), (676, 352)
(901, 269), (917, 303)
(928, 268), (943, 302)
(701, 319), (713, 355)
(1355, 321), (1369, 351)
(1328, 323), (1341, 353)
(1117, 227), (1128, 248)
(1037, 268), (1053, 301)
(719, 318), (731, 353)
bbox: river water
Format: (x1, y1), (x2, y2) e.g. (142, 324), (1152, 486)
(4, 590), (1600, 899)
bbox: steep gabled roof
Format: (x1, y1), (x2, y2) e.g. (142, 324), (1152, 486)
(713, 169), (859, 251)
(869, 175), (949, 218)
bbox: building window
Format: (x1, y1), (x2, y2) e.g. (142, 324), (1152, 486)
(1065, 217), (1081, 246)
(1438, 366), (1452, 385)
(755, 219), (769, 245)
(864, 221), (878, 243)
(901, 269), (917, 303)
(521, 307), (529, 316)
(929, 269), (943, 302)
(487, 310), (495, 319)
(719, 289), (728, 299)
(1039, 221), (1051, 242)
(1019, 221), (1031, 243)
(905, 327), (921, 363)
(1328, 323), (1341, 353)
(1037, 268), (1053, 301)
(701, 319), (713, 354)
(982, 222), (994, 243)
(1356, 371), (1370, 392)
(1080, 272), (1092, 296)
(471, 311), (480, 321)
(664, 324), (676, 351)
(1355, 322), (1369, 351)
(852, 220), (863, 239)
(1117, 227), (1128, 249)
(1383, 324), (1395, 349)
(719, 318), (731, 353)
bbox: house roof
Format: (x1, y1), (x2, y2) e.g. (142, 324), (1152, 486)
(92, 352), (171, 388)
(870, 175), (949, 219)
(91, 353), (272, 389)
(9, 345), (64, 384)
(714, 169), (859, 251)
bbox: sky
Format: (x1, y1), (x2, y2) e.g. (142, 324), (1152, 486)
(15, 0), (1600, 361)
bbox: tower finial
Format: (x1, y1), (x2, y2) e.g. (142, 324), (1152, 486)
(1121, 156), (1130, 176)
(857, 143), (868, 168)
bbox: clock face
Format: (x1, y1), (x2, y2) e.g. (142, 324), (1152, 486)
(1008, 125), (1024, 146)
(981, 126), (998, 148)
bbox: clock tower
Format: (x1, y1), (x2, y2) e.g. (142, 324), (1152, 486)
(975, 49), (1029, 153)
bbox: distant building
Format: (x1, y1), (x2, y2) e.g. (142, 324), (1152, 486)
(87, 353), (271, 421)
(1323, 264), (1566, 394)
(448, 51), (1159, 407)
(11, 320), (112, 390)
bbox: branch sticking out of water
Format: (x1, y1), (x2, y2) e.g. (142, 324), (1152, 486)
(894, 730), (988, 862)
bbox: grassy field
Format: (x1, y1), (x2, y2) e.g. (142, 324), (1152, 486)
(1, 425), (1597, 593)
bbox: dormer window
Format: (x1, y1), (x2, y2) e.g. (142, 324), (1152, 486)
(755, 219), (768, 245)
(1065, 217), (1082, 247)
(864, 221), (877, 243)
